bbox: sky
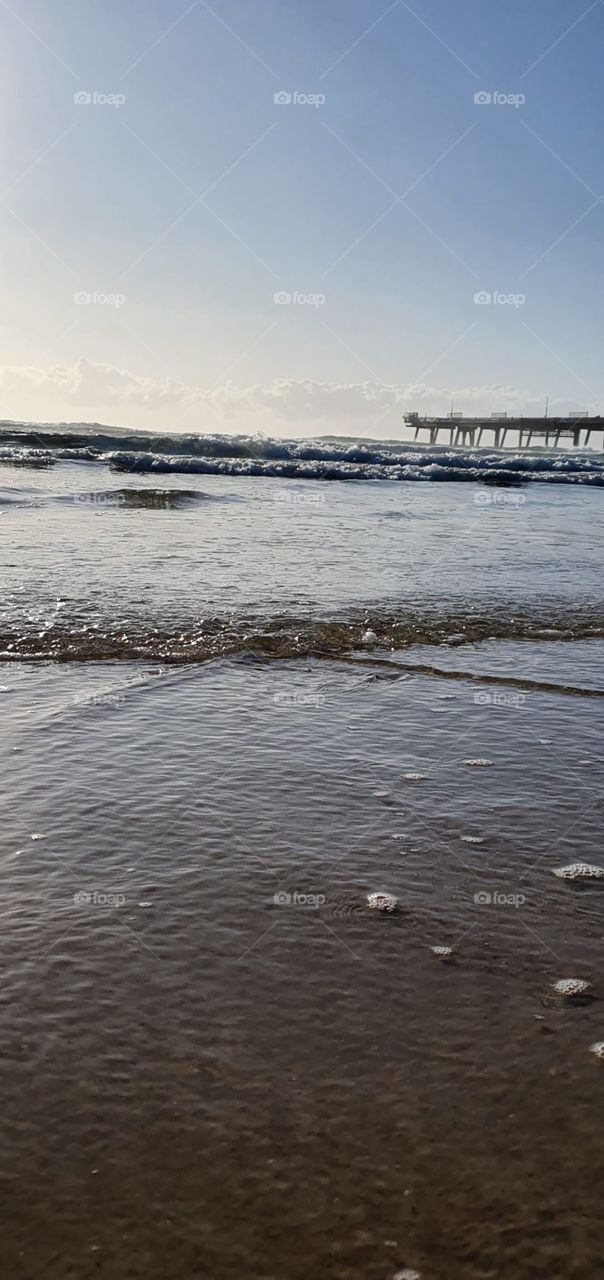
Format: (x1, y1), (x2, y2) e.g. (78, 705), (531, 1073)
(1, 0), (604, 438)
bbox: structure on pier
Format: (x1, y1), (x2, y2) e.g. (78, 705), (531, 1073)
(403, 412), (604, 450)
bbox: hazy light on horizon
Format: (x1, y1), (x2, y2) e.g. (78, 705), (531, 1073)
(1, 0), (603, 437)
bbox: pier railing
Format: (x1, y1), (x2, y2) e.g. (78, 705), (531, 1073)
(403, 414), (604, 449)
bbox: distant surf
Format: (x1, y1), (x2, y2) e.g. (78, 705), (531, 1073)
(1, 423), (603, 487)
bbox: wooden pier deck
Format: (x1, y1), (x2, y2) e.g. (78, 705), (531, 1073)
(403, 413), (604, 449)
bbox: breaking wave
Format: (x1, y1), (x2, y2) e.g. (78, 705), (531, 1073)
(1, 423), (604, 487)
(1, 602), (604, 664)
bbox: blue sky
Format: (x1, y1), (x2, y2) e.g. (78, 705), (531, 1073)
(1, 0), (603, 436)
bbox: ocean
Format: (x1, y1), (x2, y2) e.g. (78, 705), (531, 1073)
(2, 422), (604, 1279)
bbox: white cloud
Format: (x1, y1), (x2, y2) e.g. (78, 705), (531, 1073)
(0, 358), (570, 437)
(0, 358), (195, 410)
(208, 379), (547, 424)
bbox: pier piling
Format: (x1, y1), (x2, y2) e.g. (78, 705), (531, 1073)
(404, 413), (602, 450)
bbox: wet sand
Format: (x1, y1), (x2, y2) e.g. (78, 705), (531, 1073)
(1, 654), (603, 1278)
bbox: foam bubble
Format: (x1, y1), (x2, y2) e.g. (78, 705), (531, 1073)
(367, 892), (398, 913)
(553, 863), (604, 881)
(552, 978), (591, 997)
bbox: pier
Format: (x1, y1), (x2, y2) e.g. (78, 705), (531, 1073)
(403, 413), (604, 450)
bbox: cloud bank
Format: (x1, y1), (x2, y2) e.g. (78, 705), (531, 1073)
(0, 358), (579, 437)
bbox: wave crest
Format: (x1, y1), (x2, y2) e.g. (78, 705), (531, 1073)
(0, 424), (603, 486)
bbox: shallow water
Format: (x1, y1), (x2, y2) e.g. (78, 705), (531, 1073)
(2, 655), (604, 1278)
(1, 449), (604, 661)
(2, 431), (604, 1277)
